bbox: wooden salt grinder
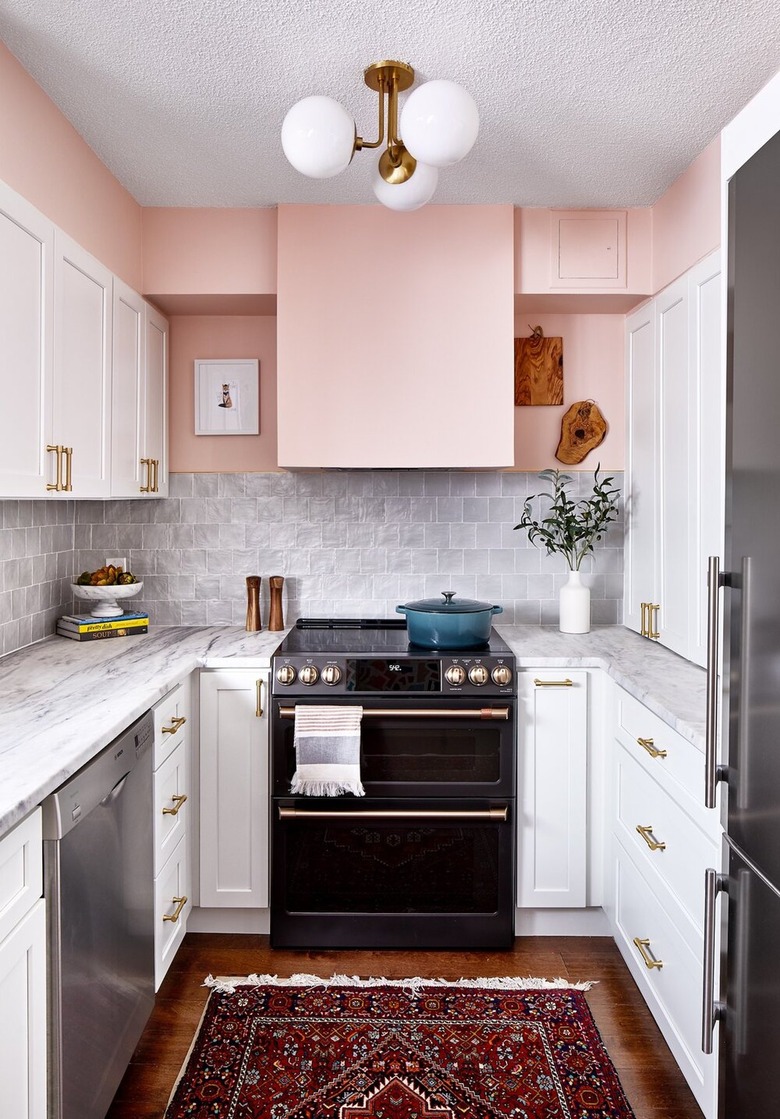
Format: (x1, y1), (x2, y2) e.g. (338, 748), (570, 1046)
(268, 575), (285, 631)
(245, 575), (262, 632)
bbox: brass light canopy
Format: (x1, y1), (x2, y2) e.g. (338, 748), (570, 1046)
(280, 58), (479, 211)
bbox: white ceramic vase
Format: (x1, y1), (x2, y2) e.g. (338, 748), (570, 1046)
(559, 568), (590, 634)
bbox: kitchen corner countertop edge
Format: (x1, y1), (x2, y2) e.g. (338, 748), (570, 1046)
(0, 623), (705, 840)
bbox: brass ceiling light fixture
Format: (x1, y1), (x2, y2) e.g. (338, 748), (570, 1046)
(281, 60), (479, 212)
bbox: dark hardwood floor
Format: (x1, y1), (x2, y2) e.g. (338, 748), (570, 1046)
(106, 933), (702, 1119)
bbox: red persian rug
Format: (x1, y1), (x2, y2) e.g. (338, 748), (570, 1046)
(165, 974), (635, 1119)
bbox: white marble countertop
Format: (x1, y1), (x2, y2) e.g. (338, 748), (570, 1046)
(0, 623), (705, 841)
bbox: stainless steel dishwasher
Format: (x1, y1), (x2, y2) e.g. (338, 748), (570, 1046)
(43, 710), (155, 1119)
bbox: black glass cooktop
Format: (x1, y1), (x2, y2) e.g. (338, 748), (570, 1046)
(276, 618), (512, 657)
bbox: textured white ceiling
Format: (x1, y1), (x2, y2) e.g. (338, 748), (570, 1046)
(1, 0), (779, 208)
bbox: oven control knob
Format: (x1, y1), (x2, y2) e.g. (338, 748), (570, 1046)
(468, 665), (489, 686)
(445, 664), (466, 686)
(276, 664), (297, 686)
(491, 665), (513, 687)
(321, 664), (342, 686)
(299, 665), (320, 686)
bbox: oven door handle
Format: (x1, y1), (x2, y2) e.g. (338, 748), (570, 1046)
(278, 706), (511, 720)
(278, 806), (509, 821)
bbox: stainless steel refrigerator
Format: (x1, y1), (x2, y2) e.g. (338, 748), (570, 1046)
(709, 124), (780, 1118)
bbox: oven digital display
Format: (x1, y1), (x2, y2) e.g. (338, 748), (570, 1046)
(347, 658), (441, 692)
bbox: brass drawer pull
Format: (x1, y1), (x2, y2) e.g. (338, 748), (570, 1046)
(162, 895), (188, 923)
(256, 678), (264, 718)
(46, 444), (64, 491)
(637, 736), (667, 759)
(162, 793), (188, 816)
(533, 678), (573, 687)
(162, 715), (187, 734)
(636, 824), (666, 851)
(633, 936), (664, 970)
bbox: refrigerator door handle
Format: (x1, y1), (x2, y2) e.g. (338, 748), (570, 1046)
(705, 556), (729, 808)
(702, 866), (728, 1054)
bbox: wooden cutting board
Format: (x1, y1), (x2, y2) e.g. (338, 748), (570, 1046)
(556, 400), (607, 464)
(514, 329), (563, 406)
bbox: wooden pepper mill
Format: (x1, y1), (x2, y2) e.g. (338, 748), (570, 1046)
(268, 575), (285, 631)
(245, 575), (262, 632)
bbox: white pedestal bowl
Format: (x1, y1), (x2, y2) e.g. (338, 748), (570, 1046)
(72, 580), (143, 618)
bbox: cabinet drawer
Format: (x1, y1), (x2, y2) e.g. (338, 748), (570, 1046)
(154, 834), (191, 990)
(0, 810), (42, 944)
(614, 687), (714, 834)
(614, 743), (719, 934)
(153, 740), (189, 875)
(153, 679), (189, 767)
(613, 838), (715, 1115)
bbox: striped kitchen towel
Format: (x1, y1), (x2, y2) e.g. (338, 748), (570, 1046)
(291, 705), (365, 797)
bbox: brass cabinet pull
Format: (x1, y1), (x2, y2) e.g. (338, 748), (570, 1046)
(279, 806), (508, 822)
(162, 895), (188, 923)
(640, 601), (649, 637)
(279, 706), (510, 721)
(533, 678), (573, 687)
(46, 444), (63, 491)
(648, 603), (660, 640)
(162, 793), (188, 816)
(636, 824), (666, 851)
(140, 457), (153, 493)
(637, 736), (667, 759)
(151, 458), (159, 493)
(162, 715), (187, 734)
(62, 446), (73, 491)
(256, 678), (265, 718)
(633, 936), (664, 969)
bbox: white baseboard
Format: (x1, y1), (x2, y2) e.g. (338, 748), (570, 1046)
(514, 907), (611, 936)
(189, 907), (270, 934)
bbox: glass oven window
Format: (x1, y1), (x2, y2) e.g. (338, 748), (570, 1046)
(281, 817), (501, 914)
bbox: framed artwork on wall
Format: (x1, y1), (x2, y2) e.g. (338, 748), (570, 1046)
(194, 358), (260, 435)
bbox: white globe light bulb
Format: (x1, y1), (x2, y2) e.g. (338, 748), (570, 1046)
(281, 96), (356, 179)
(400, 79), (479, 169)
(372, 157), (439, 212)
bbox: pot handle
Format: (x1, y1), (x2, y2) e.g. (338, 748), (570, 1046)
(491, 605), (504, 615)
(395, 605), (407, 615)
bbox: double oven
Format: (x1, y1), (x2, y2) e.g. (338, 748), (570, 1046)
(270, 619), (516, 949)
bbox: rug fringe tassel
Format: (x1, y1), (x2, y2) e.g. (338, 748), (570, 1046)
(203, 972), (595, 995)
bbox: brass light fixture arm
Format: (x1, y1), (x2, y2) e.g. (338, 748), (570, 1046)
(354, 61), (416, 183)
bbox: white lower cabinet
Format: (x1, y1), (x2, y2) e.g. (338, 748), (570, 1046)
(605, 683), (721, 1119)
(0, 810), (47, 1119)
(517, 669), (589, 908)
(199, 669), (270, 908)
(152, 677), (193, 989)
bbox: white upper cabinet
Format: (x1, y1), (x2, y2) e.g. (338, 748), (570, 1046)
(624, 250), (723, 666)
(0, 183), (54, 497)
(52, 231), (113, 497)
(277, 204), (515, 469)
(111, 282), (169, 498)
(0, 178), (168, 499)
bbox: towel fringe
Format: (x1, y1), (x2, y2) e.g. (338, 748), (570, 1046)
(289, 779), (365, 797)
(203, 972), (596, 996)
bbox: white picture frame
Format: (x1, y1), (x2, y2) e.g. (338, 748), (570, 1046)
(194, 359), (260, 435)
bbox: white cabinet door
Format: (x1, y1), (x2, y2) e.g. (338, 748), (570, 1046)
(200, 670), (269, 908)
(52, 231), (112, 497)
(656, 275), (691, 658)
(0, 898), (47, 1119)
(517, 670), (588, 907)
(624, 301), (657, 634)
(111, 279), (145, 497)
(688, 251), (723, 667)
(144, 304), (168, 497)
(0, 184), (54, 497)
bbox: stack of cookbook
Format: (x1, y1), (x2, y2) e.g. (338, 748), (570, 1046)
(56, 610), (149, 642)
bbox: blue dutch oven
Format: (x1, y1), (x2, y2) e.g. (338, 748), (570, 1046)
(396, 590), (503, 649)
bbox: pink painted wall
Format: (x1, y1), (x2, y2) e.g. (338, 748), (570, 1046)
(652, 136), (721, 292)
(513, 313), (625, 472)
(142, 208), (277, 300)
(168, 315), (278, 472)
(0, 41), (143, 289)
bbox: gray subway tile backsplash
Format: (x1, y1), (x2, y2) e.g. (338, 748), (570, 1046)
(0, 470), (623, 656)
